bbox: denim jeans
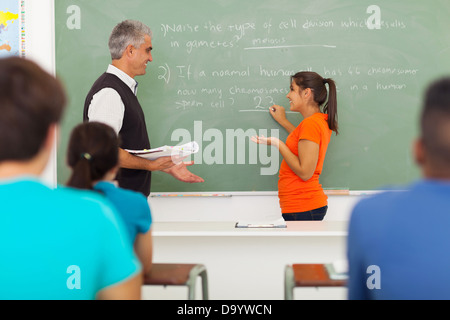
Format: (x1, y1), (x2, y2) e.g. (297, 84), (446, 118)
(282, 205), (328, 221)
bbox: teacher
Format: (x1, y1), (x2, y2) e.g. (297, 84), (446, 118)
(252, 71), (338, 221)
(84, 20), (204, 197)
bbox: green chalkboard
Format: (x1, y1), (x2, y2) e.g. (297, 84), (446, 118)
(55, 0), (450, 192)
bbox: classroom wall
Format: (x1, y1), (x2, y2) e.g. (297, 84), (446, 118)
(26, 0), (360, 222)
(20, 0), (363, 301)
(25, 0), (55, 186)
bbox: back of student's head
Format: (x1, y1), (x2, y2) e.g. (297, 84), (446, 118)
(0, 57), (66, 162)
(291, 71), (338, 134)
(66, 122), (119, 190)
(420, 77), (450, 169)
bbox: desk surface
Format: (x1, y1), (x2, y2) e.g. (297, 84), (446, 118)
(152, 221), (348, 237)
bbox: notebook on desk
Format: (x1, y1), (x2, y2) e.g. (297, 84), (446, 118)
(235, 217), (287, 228)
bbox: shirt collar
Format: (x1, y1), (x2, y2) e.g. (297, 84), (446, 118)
(0, 175), (42, 186)
(106, 64), (138, 96)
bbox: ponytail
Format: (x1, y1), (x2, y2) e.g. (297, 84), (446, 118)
(291, 72), (339, 135)
(323, 78), (338, 134)
(66, 122), (120, 191)
(66, 156), (95, 190)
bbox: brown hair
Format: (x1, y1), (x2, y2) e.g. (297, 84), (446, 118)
(421, 77), (450, 167)
(0, 57), (66, 161)
(291, 71), (338, 134)
(66, 122), (119, 190)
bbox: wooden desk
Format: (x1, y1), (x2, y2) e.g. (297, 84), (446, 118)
(285, 264), (347, 300)
(147, 221), (348, 300)
(144, 263), (209, 300)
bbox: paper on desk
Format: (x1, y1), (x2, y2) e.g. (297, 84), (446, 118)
(126, 141), (199, 162)
(325, 260), (348, 280)
(235, 217), (287, 228)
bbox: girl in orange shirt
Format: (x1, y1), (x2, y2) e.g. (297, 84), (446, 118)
(252, 71), (338, 220)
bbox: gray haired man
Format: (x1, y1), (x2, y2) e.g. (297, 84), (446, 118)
(83, 20), (203, 197)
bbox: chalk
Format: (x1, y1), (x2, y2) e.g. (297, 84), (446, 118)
(324, 189), (350, 195)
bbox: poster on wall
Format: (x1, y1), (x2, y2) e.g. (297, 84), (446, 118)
(0, 0), (25, 58)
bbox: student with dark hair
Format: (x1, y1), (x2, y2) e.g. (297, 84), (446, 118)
(252, 71), (338, 221)
(67, 121), (153, 274)
(347, 77), (450, 299)
(0, 57), (141, 300)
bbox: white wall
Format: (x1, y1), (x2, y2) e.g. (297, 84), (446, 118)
(25, 0), (54, 72)
(24, 0), (56, 186)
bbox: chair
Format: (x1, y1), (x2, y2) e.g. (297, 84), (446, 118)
(143, 263), (209, 300)
(284, 264), (347, 300)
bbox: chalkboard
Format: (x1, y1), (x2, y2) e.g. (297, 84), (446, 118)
(55, 0), (450, 192)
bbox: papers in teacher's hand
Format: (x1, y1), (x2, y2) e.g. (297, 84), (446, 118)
(126, 141), (199, 162)
(235, 217), (287, 228)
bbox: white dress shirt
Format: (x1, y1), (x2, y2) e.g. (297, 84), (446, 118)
(87, 65), (138, 134)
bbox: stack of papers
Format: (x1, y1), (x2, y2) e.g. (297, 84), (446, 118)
(126, 141), (199, 161)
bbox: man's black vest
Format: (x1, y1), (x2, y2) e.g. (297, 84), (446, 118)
(83, 73), (151, 196)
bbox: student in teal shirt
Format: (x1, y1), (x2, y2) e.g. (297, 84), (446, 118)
(66, 122), (153, 274)
(0, 179), (141, 299)
(0, 57), (142, 299)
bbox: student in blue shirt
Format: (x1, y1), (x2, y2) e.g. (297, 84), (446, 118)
(66, 121), (153, 274)
(0, 57), (141, 299)
(347, 77), (450, 299)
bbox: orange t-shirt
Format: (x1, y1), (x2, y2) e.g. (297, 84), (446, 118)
(278, 113), (332, 213)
